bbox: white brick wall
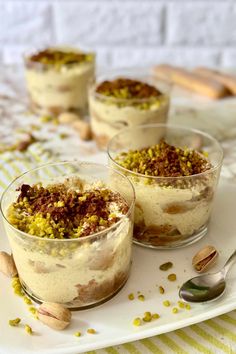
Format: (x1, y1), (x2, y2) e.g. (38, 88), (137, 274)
(0, 0), (235, 68)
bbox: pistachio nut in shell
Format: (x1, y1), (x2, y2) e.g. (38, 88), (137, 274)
(0, 251), (18, 277)
(38, 302), (72, 330)
(192, 245), (218, 273)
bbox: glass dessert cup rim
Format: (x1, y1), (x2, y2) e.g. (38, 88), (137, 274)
(0, 161), (135, 243)
(89, 78), (168, 105)
(107, 123), (224, 181)
(23, 46), (95, 70)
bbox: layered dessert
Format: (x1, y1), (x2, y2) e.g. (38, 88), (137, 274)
(89, 78), (169, 149)
(5, 177), (132, 308)
(112, 139), (219, 248)
(25, 47), (95, 116)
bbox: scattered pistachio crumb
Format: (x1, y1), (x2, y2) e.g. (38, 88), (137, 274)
(172, 307), (178, 314)
(159, 262), (173, 271)
(167, 273), (177, 281)
(128, 293), (134, 300)
(159, 286), (165, 294)
(152, 313), (160, 320)
(40, 116), (52, 123)
(133, 317), (142, 326)
(29, 307), (37, 315)
(23, 296), (32, 305)
(138, 294), (145, 301)
(59, 133), (69, 139)
(163, 300), (170, 307)
(25, 324), (33, 335)
(74, 331), (81, 337)
(87, 328), (96, 334)
(143, 312), (152, 322)
(52, 118), (59, 126)
(185, 303), (191, 310)
(178, 301), (185, 309)
(9, 318), (21, 327)
(14, 288), (24, 297)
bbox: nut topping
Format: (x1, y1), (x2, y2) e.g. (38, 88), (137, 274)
(192, 245), (218, 273)
(96, 78), (161, 99)
(115, 140), (211, 177)
(38, 302), (71, 330)
(0, 251), (18, 278)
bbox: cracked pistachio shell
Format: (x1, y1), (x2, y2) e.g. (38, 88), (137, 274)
(38, 302), (71, 330)
(0, 251), (18, 278)
(192, 245), (218, 273)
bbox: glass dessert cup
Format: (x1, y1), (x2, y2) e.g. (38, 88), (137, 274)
(0, 162), (135, 309)
(108, 124), (223, 249)
(89, 73), (169, 150)
(24, 47), (95, 117)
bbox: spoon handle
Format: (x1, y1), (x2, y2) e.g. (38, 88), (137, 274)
(222, 250), (236, 277)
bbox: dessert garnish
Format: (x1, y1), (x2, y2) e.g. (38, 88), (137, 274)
(132, 312), (160, 326)
(167, 273), (177, 282)
(38, 302), (71, 330)
(9, 318), (21, 327)
(159, 261), (173, 271)
(96, 78), (161, 99)
(8, 181), (129, 239)
(87, 328), (97, 334)
(115, 140), (211, 177)
(192, 245), (218, 273)
(24, 324), (33, 335)
(163, 300), (170, 307)
(74, 331), (81, 337)
(28, 49), (93, 68)
(0, 251), (17, 278)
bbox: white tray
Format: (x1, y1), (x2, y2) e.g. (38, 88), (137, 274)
(0, 180), (236, 354)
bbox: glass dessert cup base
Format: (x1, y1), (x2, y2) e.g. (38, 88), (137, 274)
(133, 224), (208, 249)
(108, 124), (223, 250)
(0, 162), (135, 310)
(20, 271), (130, 310)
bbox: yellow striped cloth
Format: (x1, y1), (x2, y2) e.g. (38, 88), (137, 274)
(0, 144), (235, 354)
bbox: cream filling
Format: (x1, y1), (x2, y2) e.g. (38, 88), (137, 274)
(132, 181), (212, 236)
(89, 95), (169, 141)
(26, 62), (95, 112)
(6, 217), (132, 304)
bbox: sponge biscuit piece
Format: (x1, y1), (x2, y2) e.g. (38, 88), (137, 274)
(153, 65), (229, 99)
(194, 67), (236, 95)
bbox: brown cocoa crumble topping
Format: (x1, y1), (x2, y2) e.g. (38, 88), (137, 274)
(27, 49), (93, 68)
(95, 78), (161, 99)
(8, 182), (128, 239)
(116, 140), (211, 177)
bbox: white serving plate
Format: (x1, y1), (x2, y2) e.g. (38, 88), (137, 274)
(0, 180), (236, 354)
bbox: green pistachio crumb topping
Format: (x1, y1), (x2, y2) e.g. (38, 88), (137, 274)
(115, 140), (211, 177)
(7, 180), (128, 240)
(28, 49), (94, 69)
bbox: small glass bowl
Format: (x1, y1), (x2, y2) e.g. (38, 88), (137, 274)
(89, 71), (169, 150)
(0, 162), (135, 309)
(108, 124), (223, 249)
(24, 47), (95, 117)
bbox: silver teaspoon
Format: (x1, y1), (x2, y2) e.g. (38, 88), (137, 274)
(179, 249), (236, 303)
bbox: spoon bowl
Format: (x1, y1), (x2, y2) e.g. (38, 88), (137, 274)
(179, 249), (236, 303)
